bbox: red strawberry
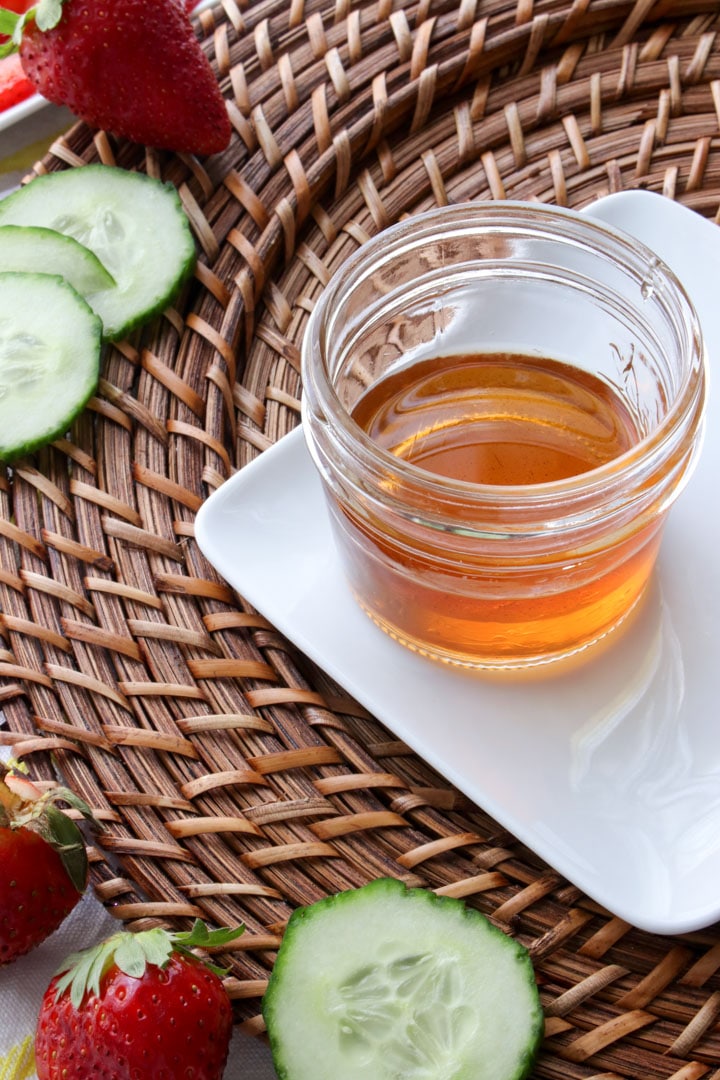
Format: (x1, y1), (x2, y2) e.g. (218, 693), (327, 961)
(35, 921), (243, 1080)
(1, 0), (231, 155)
(0, 762), (96, 965)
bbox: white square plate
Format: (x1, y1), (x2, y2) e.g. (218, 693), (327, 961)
(196, 191), (720, 935)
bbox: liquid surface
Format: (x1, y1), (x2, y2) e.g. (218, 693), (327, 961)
(352, 352), (639, 485)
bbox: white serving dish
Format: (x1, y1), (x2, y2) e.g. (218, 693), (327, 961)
(196, 191), (720, 935)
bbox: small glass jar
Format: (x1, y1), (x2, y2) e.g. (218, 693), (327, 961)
(301, 203), (707, 668)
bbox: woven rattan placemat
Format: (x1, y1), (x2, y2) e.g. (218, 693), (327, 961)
(3, 0), (720, 1075)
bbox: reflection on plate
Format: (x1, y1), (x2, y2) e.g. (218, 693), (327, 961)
(196, 191), (720, 935)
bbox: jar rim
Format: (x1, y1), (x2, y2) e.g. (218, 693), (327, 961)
(302, 200), (707, 508)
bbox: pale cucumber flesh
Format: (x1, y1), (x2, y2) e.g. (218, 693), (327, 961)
(0, 224), (115, 296)
(0, 165), (195, 341)
(0, 272), (102, 461)
(262, 878), (544, 1080)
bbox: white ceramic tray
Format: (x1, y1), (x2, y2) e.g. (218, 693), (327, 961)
(196, 191), (720, 936)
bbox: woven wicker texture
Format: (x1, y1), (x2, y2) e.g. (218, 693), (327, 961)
(2, 0), (720, 1075)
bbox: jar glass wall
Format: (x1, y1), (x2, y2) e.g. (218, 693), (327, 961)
(301, 203), (707, 668)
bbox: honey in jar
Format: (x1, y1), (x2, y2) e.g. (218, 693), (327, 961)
(342, 351), (660, 664)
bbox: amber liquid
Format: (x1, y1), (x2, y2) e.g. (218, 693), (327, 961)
(342, 352), (662, 665)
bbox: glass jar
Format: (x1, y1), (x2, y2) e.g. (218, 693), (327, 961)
(301, 202), (707, 668)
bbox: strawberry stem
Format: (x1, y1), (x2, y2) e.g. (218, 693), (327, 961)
(0, 761), (23, 813)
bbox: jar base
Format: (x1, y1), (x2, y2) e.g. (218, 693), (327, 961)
(355, 588), (647, 673)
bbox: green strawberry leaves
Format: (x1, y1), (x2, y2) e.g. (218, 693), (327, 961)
(0, 11), (20, 55)
(34, 0), (63, 30)
(56, 935), (118, 1009)
(44, 804), (88, 893)
(0, 0), (63, 57)
(171, 920), (246, 976)
(115, 931), (163, 977)
(0, 5), (30, 55)
(54, 922), (245, 1009)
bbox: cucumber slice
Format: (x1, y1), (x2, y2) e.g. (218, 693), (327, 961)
(0, 165), (195, 341)
(0, 272), (102, 461)
(262, 878), (544, 1080)
(0, 225), (115, 299)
